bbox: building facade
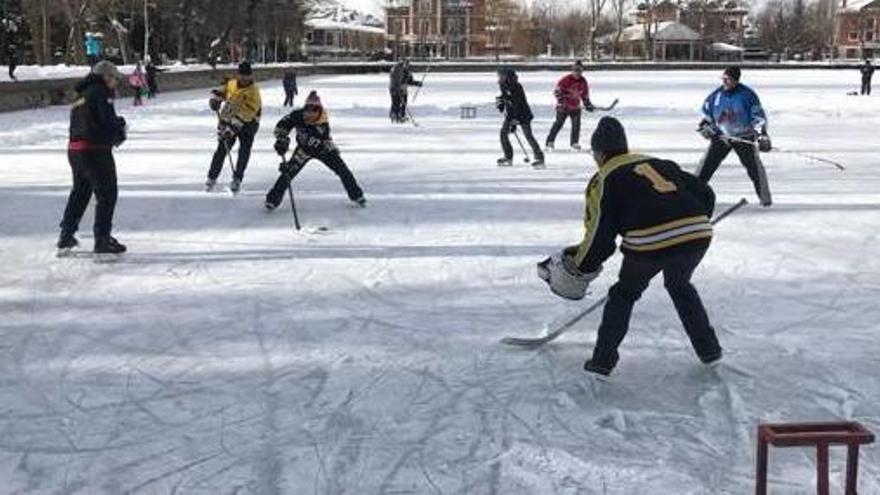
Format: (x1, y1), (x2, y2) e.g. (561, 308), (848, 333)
(305, 4), (387, 59)
(835, 0), (880, 59)
(385, 0), (488, 59)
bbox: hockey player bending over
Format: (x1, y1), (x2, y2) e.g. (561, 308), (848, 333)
(539, 117), (721, 377)
(496, 68), (545, 168)
(265, 91), (366, 210)
(206, 62), (262, 194)
(389, 59), (422, 123)
(697, 66), (772, 207)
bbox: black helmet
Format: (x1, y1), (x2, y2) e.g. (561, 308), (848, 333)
(498, 67), (517, 83)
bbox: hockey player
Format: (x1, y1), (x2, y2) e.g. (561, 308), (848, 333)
(696, 66), (772, 207)
(283, 70), (298, 107)
(388, 59), (422, 123)
(538, 117), (721, 377)
(545, 60), (595, 151)
(57, 61), (128, 255)
(206, 61), (262, 194)
(496, 68), (545, 168)
(861, 59), (874, 96)
(265, 90), (366, 210)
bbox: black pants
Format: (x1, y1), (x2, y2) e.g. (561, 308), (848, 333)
(389, 89), (407, 120)
(207, 121), (259, 181)
(696, 137), (772, 206)
(862, 77), (872, 95)
(591, 246), (720, 370)
(546, 109), (582, 146)
(8, 64), (16, 80)
(266, 147), (364, 206)
(60, 150), (118, 239)
(283, 90), (296, 107)
(501, 117), (544, 160)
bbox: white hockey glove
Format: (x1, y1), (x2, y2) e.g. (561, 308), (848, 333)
(697, 120), (719, 140)
(537, 252), (601, 301)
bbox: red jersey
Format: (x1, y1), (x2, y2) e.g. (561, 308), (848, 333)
(554, 74), (590, 112)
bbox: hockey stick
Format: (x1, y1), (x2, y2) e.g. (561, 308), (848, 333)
(721, 134), (846, 171)
(279, 153), (301, 231)
(501, 197), (749, 347)
(405, 64), (432, 127)
(592, 98), (619, 112)
(215, 110), (237, 179)
(512, 129), (531, 164)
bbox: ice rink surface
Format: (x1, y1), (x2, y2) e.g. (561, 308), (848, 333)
(1, 69), (879, 494)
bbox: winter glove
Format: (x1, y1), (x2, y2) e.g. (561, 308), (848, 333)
(537, 252), (602, 301)
(697, 120), (719, 140)
(114, 116), (127, 146)
(274, 135), (291, 156)
(508, 120), (519, 134)
(217, 121), (237, 141)
(495, 96), (505, 113)
(757, 133), (772, 153)
(209, 97), (222, 112)
(584, 100), (596, 112)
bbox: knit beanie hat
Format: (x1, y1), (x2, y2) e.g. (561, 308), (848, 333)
(237, 61), (253, 76)
(305, 90), (322, 107)
(590, 116), (629, 157)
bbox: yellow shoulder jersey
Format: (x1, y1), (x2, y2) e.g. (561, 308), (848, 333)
(573, 153), (716, 272)
(220, 79), (262, 125)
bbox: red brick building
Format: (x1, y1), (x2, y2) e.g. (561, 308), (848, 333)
(385, 0), (488, 58)
(835, 0), (880, 59)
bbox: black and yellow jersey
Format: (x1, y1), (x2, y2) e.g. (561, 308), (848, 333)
(572, 153), (716, 272)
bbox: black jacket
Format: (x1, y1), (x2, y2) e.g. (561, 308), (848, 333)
(389, 63), (418, 91)
(570, 153), (715, 273)
(275, 108), (334, 157)
(861, 64), (875, 81)
(498, 79), (533, 122)
(69, 74), (126, 147)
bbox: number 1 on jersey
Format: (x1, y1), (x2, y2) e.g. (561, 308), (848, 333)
(634, 163), (677, 193)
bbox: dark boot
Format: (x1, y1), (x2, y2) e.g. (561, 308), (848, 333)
(94, 236), (127, 254)
(56, 233), (79, 251)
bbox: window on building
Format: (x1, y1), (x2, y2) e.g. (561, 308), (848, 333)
(849, 31), (859, 42)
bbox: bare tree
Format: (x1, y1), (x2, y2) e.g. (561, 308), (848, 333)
(610, 0), (630, 60)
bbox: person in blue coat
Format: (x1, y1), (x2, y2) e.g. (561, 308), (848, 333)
(696, 66), (773, 207)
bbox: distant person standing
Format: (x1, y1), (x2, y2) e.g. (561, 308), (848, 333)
(84, 33), (103, 66)
(283, 70), (298, 107)
(545, 60), (595, 151)
(860, 59), (874, 95)
(144, 56), (166, 98)
(58, 61), (128, 255)
(129, 62), (147, 106)
(6, 44), (18, 81)
(388, 59), (421, 123)
(495, 68), (544, 168)
(696, 66), (772, 207)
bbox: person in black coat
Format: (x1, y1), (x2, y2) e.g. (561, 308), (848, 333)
(861, 59), (875, 96)
(283, 70), (298, 106)
(58, 61), (128, 254)
(6, 44), (18, 81)
(388, 59), (421, 123)
(144, 58), (166, 98)
(496, 68), (544, 167)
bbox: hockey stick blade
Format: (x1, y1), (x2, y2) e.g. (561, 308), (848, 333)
(501, 197), (748, 347)
(594, 98), (619, 112)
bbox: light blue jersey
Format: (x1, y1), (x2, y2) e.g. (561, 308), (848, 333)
(702, 83), (767, 138)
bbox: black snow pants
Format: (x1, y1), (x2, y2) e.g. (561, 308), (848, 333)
(266, 147), (364, 207)
(696, 137), (772, 206)
(501, 117), (543, 161)
(590, 245), (721, 371)
(207, 120), (260, 182)
(546, 109), (582, 146)
(862, 76), (873, 96)
(389, 88), (408, 121)
(60, 149), (118, 239)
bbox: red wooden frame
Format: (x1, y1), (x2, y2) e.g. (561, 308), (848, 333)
(756, 422), (875, 495)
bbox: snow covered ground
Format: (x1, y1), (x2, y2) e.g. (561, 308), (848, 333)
(1, 70), (878, 494)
